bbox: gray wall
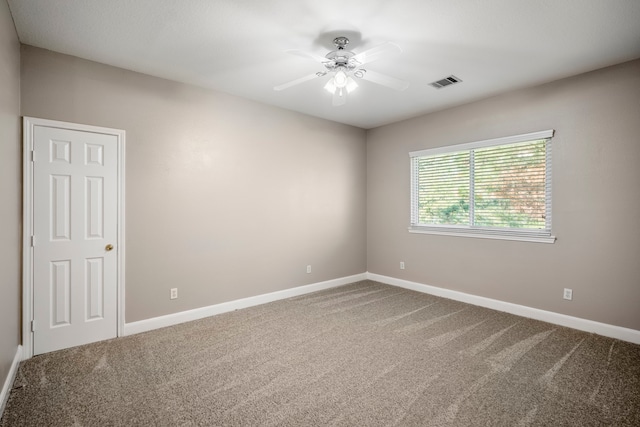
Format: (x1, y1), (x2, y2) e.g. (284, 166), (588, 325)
(10, 38), (640, 344)
(0, 0), (21, 393)
(20, 45), (367, 322)
(367, 59), (640, 331)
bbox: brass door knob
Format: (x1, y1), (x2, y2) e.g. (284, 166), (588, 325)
(105, 244), (114, 252)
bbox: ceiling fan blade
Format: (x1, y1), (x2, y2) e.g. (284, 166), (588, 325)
(351, 42), (402, 66)
(274, 72), (325, 91)
(285, 49), (329, 64)
(332, 88), (347, 107)
(358, 69), (409, 91)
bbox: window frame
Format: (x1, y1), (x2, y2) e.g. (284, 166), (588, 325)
(409, 130), (556, 244)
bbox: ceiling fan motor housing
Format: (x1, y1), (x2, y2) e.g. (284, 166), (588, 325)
(325, 37), (360, 72)
(324, 50), (358, 71)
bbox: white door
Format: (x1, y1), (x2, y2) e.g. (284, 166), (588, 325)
(32, 125), (119, 355)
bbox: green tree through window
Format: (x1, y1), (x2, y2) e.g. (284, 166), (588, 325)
(473, 141), (546, 229)
(410, 130), (555, 243)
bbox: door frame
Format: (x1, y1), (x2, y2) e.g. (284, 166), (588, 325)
(22, 117), (126, 360)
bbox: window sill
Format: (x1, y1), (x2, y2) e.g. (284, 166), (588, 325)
(408, 226), (556, 244)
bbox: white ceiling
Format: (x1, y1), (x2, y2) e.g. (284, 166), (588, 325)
(7, 0), (640, 129)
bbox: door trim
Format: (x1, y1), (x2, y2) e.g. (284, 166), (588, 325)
(22, 117), (126, 359)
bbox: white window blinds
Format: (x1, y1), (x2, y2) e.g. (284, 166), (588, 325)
(409, 130), (555, 243)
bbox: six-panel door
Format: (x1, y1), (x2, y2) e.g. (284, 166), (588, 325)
(32, 125), (118, 355)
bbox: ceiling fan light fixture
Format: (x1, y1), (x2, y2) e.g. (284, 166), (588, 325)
(324, 79), (336, 94)
(345, 76), (358, 93)
(334, 69), (348, 88)
(324, 74), (358, 96)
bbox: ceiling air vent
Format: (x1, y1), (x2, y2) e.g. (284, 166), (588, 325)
(430, 75), (462, 89)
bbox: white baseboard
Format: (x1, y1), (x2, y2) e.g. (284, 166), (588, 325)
(0, 345), (22, 418)
(124, 271), (640, 344)
(367, 273), (640, 345)
(124, 273), (368, 336)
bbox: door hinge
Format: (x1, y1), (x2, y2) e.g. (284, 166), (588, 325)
(31, 320), (36, 332)
(31, 149), (35, 162)
(31, 235), (35, 247)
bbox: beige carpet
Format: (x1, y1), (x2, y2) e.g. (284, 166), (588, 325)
(2, 280), (639, 426)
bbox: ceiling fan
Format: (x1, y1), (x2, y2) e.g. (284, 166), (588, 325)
(274, 36), (409, 106)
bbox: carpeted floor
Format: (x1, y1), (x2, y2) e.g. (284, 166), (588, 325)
(2, 280), (640, 426)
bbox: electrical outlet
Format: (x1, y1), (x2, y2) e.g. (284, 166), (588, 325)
(170, 288), (178, 300)
(306, 265), (311, 274)
(400, 261), (405, 270)
(563, 288), (572, 301)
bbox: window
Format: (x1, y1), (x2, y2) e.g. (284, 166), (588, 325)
(409, 130), (555, 243)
